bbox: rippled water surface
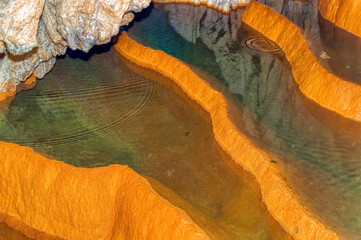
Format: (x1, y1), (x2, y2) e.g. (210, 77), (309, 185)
(127, 3), (361, 239)
(0, 44), (289, 239)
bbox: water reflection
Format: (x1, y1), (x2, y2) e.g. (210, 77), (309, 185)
(318, 11), (361, 84)
(0, 44), (288, 238)
(127, 3), (361, 239)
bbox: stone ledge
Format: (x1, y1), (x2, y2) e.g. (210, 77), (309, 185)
(242, 1), (361, 123)
(114, 31), (339, 240)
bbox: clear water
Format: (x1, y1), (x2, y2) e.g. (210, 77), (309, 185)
(318, 12), (361, 84)
(127, 3), (361, 239)
(0, 45), (289, 239)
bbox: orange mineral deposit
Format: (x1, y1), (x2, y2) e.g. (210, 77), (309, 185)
(319, 0), (361, 39)
(242, 1), (361, 123)
(114, 32), (339, 240)
(0, 142), (209, 239)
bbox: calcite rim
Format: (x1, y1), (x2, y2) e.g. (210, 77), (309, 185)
(0, 141), (210, 240)
(114, 32), (339, 239)
(0, 1), (352, 239)
(318, 0), (361, 39)
(242, 1), (361, 123)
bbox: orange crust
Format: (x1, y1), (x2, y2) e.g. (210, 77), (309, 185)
(0, 141), (210, 239)
(0, 75), (37, 113)
(241, 1), (361, 123)
(153, 0), (248, 13)
(114, 32), (339, 240)
(0, 75), (37, 102)
(318, 0), (361, 39)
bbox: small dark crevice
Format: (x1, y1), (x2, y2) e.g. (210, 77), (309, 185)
(214, 29), (227, 43)
(199, 10), (207, 26)
(251, 55), (262, 76)
(7, 47), (38, 63)
(57, 42), (112, 61)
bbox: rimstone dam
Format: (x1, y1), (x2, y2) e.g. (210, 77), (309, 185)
(0, 0), (361, 239)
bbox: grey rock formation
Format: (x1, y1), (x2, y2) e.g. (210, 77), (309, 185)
(0, 0), (150, 93)
(187, 0), (249, 12)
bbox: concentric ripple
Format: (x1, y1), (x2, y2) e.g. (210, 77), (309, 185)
(0, 48), (166, 167)
(0, 43), (290, 240)
(241, 37), (282, 55)
(14, 76), (162, 146)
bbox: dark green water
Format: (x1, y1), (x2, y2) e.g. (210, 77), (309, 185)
(127, 3), (361, 240)
(0, 45), (289, 239)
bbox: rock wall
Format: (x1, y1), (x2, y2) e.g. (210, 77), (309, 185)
(161, 0), (331, 122)
(0, 0), (150, 94)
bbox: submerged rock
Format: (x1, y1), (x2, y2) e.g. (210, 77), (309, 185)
(0, 0), (150, 93)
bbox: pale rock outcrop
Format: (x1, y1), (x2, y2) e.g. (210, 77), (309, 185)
(190, 0), (249, 12)
(154, 0), (249, 12)
(0, 0), (150, 93)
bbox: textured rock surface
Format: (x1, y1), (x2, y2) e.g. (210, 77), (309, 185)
(318, 0), (361, 39)
(242, 1), (361, 122)
(115, 32), (339, 240)
(162, 0), (332, 116)
(165, 0), (326, 64)
(0, 75), (36, 103)
(0, 141), (209, 240)
(128, 3), (361, 238)
(318, 0), (361, 82)
(154, 0), (249, 13)
(0, 0), (150, 94)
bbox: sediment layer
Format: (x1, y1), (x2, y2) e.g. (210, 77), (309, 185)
(114, 32), (339, 240)
(242, 1), (361, 122)
(153, 0), (248, 13)
(318, 0), (361, 39)
(0, 141), (209, 239)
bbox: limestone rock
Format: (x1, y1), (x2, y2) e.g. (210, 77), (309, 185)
(154, 0), (249, 12)
(0, 0), (150, 93)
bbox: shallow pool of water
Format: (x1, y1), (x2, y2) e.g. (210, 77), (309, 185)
(0, 44), (289, 239)
(127, 3), (361, 239)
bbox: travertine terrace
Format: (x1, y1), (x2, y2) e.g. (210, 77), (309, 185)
(0, 141), (209, 239)
(0, 0), (360, 239)
(242, 1), (361, 122)
(114, 32), (339, 240)
(318, 0), (361, 38)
